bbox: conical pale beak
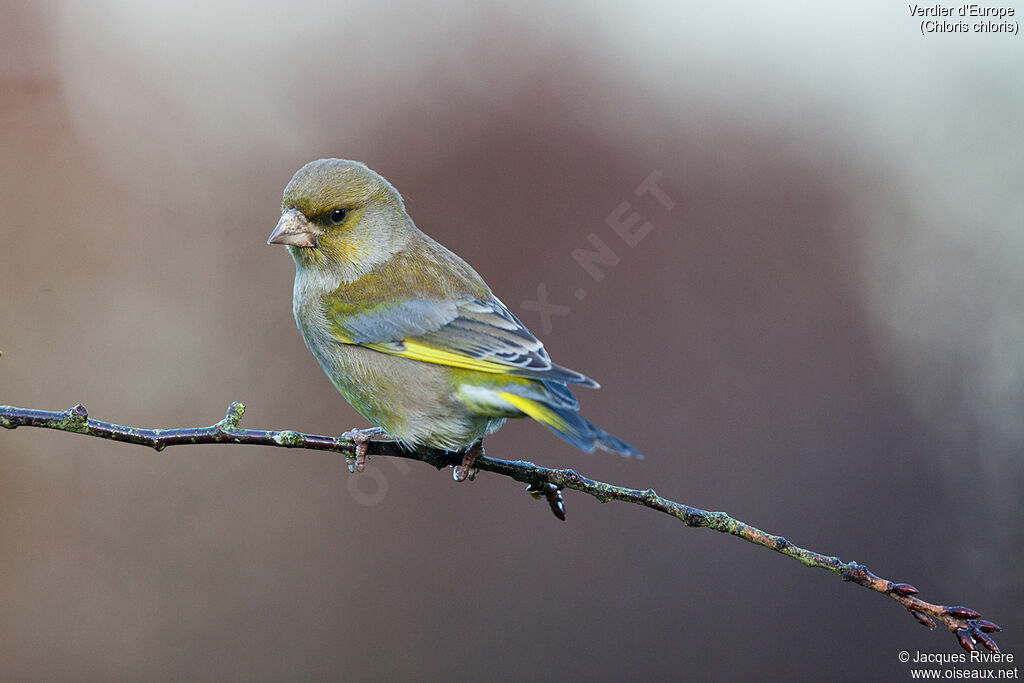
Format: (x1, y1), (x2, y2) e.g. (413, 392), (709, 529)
(267, 209), (320, 247)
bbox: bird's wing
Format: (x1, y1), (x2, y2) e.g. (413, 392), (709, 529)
(326, 297), (598, 388)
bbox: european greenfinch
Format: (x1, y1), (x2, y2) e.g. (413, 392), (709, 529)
(267, 159), (641, 480)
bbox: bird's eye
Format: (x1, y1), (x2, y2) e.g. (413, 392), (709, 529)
(328, 208), (348, 225)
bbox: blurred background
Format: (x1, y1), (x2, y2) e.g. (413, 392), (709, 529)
(1, 1), (1022, 680)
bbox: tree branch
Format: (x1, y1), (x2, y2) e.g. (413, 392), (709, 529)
(0, 401), (1002, 654)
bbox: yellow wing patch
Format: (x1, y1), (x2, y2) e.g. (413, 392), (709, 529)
(365, 338), (515, 375)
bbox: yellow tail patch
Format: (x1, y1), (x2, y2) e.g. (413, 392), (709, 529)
(498, 393), (569, 432)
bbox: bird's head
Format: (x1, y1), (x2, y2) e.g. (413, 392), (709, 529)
(268, 158), (410, 278)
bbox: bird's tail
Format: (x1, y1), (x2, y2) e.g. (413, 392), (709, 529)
(497, 392), (643, 459)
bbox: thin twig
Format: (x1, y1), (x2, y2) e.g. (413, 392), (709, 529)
(0, 401), (1002, 654)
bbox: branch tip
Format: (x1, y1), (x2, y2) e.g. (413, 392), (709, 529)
(946, 606), (982, 620)
(221, 402), (245, 430)
(973, 629), (1000, 654)
(956, 629), (976, 652)
(911, 610), (936, 629)
(973, 619), (1001, 633)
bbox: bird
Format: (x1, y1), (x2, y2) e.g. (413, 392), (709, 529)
(267, 158), (641, 481)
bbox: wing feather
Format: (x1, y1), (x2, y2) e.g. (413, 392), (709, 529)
(326, 297), (598, 387)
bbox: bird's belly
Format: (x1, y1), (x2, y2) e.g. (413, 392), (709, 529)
(308, 339), (502, 450)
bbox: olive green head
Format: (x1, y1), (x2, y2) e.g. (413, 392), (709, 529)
(267, 159), (412, 277)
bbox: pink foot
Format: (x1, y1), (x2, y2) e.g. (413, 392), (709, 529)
(342, 427), (385, 473)
(454, 440), (483, 482)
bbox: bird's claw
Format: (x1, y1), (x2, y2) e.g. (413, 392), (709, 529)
(527, 482), (566, 520)
(342, 427), (385, 473)
(345, 453), (365, 474)
(453, 440), (483, 482)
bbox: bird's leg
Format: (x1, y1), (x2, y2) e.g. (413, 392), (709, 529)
(342, 426), (386, 473)
(453, 439), (483, 482)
